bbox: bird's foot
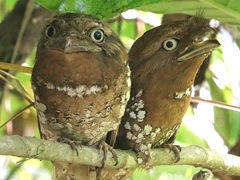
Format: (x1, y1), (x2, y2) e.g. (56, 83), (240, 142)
(97, 141), (118, 168)
(93, 141), (118, 180)
(57, 137), (81, 156)
(163, 144), (181, 162)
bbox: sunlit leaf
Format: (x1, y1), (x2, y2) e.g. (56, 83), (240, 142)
(177, 122), (209, 148)
(33, 0), (240, 24)
(207, 75), (232, 145)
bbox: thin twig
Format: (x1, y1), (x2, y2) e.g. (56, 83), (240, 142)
(0, 0), (34, 127)
(0, 62), (32, 74)
(0, 73), (33, 104)
(191, 96), (240, 112)
(0, 70), (33, 101)
(0, 103), (34, 129)
(10, 0), (34, 64)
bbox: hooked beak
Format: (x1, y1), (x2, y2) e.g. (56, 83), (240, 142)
(177, 39), (220, 62)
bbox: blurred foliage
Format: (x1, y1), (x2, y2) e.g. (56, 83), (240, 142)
(0, 0), (18, 21)
(0, 0), (240, 180)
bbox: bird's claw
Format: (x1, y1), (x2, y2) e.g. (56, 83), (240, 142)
(94, 141), (118, 180)
(98, 141), (118, 169)
(57, 137), (81, 156)
(163, 144), (181, 162)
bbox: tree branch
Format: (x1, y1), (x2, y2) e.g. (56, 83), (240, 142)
(0, 135), (239, 176)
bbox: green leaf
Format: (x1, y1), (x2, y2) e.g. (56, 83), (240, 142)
(176, 122), (209, 148)
(206, 74), (235, 146)
(205, 48), (240, 146)
(6, 161), (23, 180)
(139, 0), (240, 24)
(34, 0), (64, 10)
(33, 0), (240, 24)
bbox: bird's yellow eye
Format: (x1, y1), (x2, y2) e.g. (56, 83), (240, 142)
(90, 29), (104, 43)
(162, 38), (179, 51)
(45, 25), (56, 38)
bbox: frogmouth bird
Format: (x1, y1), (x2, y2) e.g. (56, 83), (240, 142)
(101, 16), (220, 180)
(31, 13), (130, 180)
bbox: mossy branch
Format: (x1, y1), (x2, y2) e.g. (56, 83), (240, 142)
(0, 135), (239, 176)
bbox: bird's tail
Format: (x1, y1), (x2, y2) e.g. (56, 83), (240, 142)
(53, 162), (96, 180)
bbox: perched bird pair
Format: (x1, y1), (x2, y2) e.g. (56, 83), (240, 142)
(31, 13), (220, 180)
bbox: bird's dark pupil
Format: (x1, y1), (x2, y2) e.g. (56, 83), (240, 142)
(94, 31), (102, 40)
(166, 41), (173, 48)
(47, 27), (54, 37)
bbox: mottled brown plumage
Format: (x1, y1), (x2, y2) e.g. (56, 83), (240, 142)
(101, 16), (220, 179)
(31, 13), (130, 180)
